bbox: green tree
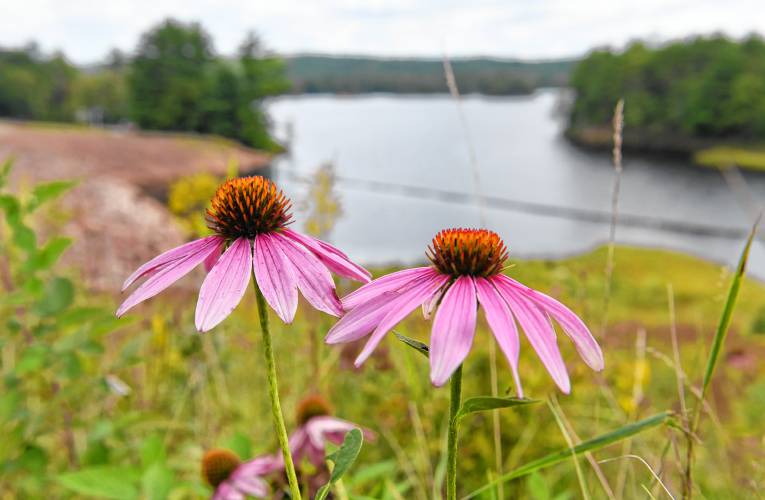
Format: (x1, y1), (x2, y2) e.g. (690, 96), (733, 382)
(128, 19), (213, 131)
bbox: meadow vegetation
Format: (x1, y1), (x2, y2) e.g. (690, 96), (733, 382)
(2, 161), (764, 498)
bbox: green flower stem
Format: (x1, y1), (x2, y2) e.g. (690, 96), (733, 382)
(254, 282), (302, 500)
(446, 365), (463, 500)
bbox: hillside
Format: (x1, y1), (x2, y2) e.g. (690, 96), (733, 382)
(286, 55), (576, 95)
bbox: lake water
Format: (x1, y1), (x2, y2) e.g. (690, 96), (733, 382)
(268, 90), (765, 278)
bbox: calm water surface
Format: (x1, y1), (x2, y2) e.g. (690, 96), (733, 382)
(268, 91), (765, 278)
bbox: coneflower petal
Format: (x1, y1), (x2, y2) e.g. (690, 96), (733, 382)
(253, 234), (298, 324)
(195, 238), (252, 332)
(121, 236), (223, 291)
(325, 291), (402, 344)
(475, 278), (524, 397)
(355, 273), (450, 367)
(203, 240), (225, 273)
(342, 267), (435, 310)
(117, 237), (223, 317)
(501, 276), (604, 371)
(306, 416), (377, 445)
(282, 229), (372, 283)
(271, 232), (343, 317)
(494, 278), (571, 393)
(429, 276), (478, 387)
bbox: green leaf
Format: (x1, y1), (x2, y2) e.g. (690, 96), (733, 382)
(0, 157), (13, 187)
(700, 219), (757, 400)
(0, 194), (21, 224)
(456, 397), (538, 421)
(316, 428), (364, 500)
(224, 432), (252, 460)
(141, 435), (166, 467)
(15, 345), (49, 375)
(57, 466), (140, 499)
(13, 224), (36, 253)
(394, 331), (429, 358)
(141, 462), (173, 500)
(24, 237), (72, 272)
(36, 277), (74, 316)
(27, 180), (77, 211)
(464, 412), (673, 499)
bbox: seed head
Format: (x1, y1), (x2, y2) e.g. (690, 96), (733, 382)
(206, 177), (292, 239)
(201, 449), (241, 488)
(427, 228), (508, 278)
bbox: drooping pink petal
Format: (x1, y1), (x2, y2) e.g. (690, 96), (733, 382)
(325, 291), (402, 344)
(493, 277), (571, 393)
(213, 483), (243, 500)
(282, 229), (371, 283)
(253, 233), (298, 324)
(203, 239), (225, 273)
(288, 427), (310, 461)
(121, 235), (223, 291)
(234, 455), (283, 476)
(501, 276), (604, 371)
(271, 232), (343, 317)
(305, 416), (377, 446)
(227, 476), (268, 499)
(429, 276), (478, 387)
(117, 237), (223, 317)
(342, 267), (434, 310)
(195, 238), (253, 332)
(355, 273), (450, 366)
(475, 277), (523, 397)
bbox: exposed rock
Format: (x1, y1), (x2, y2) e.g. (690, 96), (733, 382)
(0, 120), (272, 291)
(59, 178), (188, 291)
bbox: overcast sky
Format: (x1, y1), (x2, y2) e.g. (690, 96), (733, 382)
(3, 0), (765, 63)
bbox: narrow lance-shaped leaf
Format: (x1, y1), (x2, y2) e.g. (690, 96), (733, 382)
(394, 330), (429, 358)
(27, 180), (77, 212)
(463, 411), (673, 499)
(315, 428), (364, 500)
(700, 218), (758, 402)
(456, 397), (538, 421)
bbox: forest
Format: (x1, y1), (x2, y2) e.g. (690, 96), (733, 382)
(568, 35), (765, 151)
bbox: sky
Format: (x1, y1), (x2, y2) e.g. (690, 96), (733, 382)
(2, 0), (765, 63)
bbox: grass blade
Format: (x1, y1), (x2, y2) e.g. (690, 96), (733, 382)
(699, 218), (758, 400)
(462, 412), (673, 499)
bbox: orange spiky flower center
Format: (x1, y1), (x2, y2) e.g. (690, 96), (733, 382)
(202, 449), (241, 488)
(206, 176), (292, 239)
(296, 395), (332, 426)
(427, 228), (508, 278)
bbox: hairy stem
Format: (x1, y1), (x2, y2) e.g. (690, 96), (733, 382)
(254, 282), (302, 500)
(446, 365), (463, 500)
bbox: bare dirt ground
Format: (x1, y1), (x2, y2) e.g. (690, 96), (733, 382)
(0, 121), (272, 291)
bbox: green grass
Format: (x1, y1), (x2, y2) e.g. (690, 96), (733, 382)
(694, 146), (765, 172)
(6, 243), (765, 498)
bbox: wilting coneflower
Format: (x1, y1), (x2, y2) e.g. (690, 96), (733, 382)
(118, 176), (370, 500)
(202, 449), (282, 500)
(288, 395), (375, 495)
(326, 228), (603, 499)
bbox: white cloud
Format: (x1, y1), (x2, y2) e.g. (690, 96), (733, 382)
(1, 0), (764, 63)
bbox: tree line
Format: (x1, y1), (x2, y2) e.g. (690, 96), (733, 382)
(568, 34), (765, 142)
(286, 56), (574, 95)
(0, 20), (290, 151)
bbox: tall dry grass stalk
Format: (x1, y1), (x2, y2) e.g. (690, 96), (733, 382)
(601, 98), (625, 336)
(443, 52), (504, 498)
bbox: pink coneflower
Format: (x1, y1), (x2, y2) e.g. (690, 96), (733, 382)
(201, 449), (282, 500)
(326, 228), (604, 394)
(289, 396), (376, 471)
(117, 176), (370, 331)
